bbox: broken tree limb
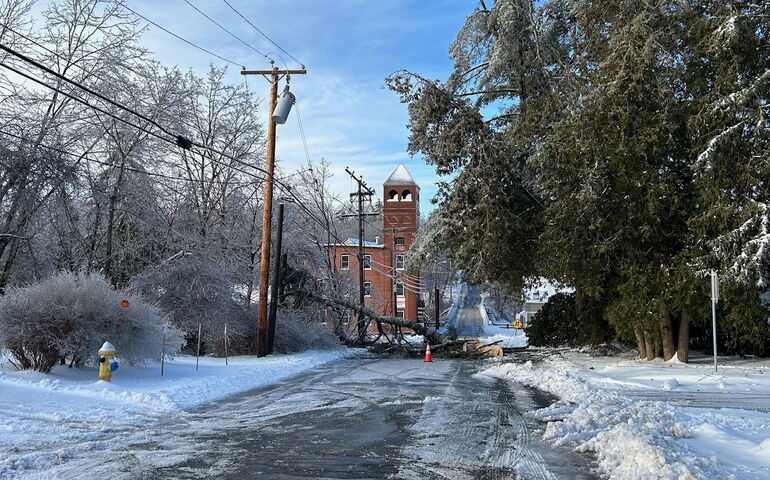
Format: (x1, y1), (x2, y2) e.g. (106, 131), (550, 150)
(299, 290), (446, 346)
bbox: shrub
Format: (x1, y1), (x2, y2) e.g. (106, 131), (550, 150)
(273, 310), (342, 353)
(0, 272), (184, 372)
(526, 292), (581, 347)
(130, 255), (252, 355)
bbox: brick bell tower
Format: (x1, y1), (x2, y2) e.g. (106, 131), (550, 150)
(383, 164), (420, 323)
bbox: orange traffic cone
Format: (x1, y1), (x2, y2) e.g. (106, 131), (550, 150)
(423, 343), (433, 362)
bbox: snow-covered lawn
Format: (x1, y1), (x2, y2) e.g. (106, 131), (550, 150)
(0, 349), (356, 478)
(481, 351), (770, 480)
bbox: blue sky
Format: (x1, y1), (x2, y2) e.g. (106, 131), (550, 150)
(129, 0), (475, 214)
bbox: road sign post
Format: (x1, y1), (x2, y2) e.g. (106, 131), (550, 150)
(710, 269), (719, 374)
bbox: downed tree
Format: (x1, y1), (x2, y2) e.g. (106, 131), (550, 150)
(299, 290), (446, 346)
(293, 290), (504, 357)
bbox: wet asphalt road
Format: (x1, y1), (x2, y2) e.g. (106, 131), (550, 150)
(451, 285), (486, 338)
(95, 357), (598, 480)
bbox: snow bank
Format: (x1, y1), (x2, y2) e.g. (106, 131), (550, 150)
(0, 350), (357, 411)
(0, 349), (358, 477)
(480, 355), (770, 480)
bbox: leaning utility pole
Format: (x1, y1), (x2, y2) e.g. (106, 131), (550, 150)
(241, 64), (306, 357)
(342, 168), (376, 341)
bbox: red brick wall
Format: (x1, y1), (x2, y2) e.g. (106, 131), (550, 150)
(383, 183), (420, 324)
(328, 179), (421, 334)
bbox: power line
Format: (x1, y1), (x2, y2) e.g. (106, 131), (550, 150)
(0, 60), (169, 142)
(295, 99), (311, 164)
(0, 44), (275, 181)
(221, 0), (305, 69)
(0, 43), (177, 138)
(0, 23), (146, 85)
(181, 0), (272, 63)
(0, 128), (262, 187)
(117, 1), (244, 68)
(0, 60), (265, 183)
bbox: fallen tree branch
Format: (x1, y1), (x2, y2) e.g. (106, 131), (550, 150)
(298, 290), (446, 346)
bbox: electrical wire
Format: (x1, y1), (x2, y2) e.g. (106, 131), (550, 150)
(220, 0), (306, 69)
(0, 128), (262, 186)
(181, 0), (272, 63)
(116, 1), (244, 68)
(0, 44), (274, 181)
(0, 43), (177, 138)
(295, 99), (311, 164)
(0, 23), (147, 85)
(1, 39), (420, 299)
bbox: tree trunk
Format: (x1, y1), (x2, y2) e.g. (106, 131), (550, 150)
(103, 157), (127, 282)
(658, 302), (676, 361)
(677, 310), (690, 363)
(634, 327), (647, 359)
(301, 290), (445, 346)
(644, 331), (655, 360)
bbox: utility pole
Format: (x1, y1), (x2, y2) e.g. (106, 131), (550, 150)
(241, 64), (306, 357)
(435, 286), (440, 330)
(342, 168), (376, 341)
(267, 203), (284, 355)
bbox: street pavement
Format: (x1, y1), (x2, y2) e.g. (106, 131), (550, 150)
(87, 357), (598, 480)
(451, 285), (487, 339)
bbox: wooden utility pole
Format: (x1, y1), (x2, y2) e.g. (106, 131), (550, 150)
(241, 65), (307, 357)
(267, 203), (284, 354)
(342, 168), (376, 341)
(435, 286), (440, 330)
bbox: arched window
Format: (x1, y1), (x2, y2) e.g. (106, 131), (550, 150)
(387, 189), (398, 201)
(401, 189), (412, 201)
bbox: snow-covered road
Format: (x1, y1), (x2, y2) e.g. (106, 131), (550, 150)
(452, 285), (486, 338)
(449, 284), (528, 349)
(5, 357), (597, 479)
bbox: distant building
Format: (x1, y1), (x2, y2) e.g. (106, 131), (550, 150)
(328, 164), (421, 330)
(518, 280), (574, 325)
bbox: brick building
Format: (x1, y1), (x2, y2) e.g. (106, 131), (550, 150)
(328, 164), (421, 329)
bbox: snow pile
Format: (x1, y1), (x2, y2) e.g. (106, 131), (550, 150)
(481, 357), (770, 480)
(0, 350), (356, 410)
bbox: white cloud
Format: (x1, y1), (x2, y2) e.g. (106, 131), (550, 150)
(127, 0), (470, 213)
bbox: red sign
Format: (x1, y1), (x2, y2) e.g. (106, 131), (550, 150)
(120, 300), (129, 308)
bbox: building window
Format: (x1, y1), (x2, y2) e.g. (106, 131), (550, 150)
(388, 189), (398, 201)
(395, 281), (404, 297)
(395, 254), (405, 270)
(402, 189), (412, 201)
(364, 254), (372, 270)
(364, 281), (372, 297)
(340, 254), (349, 270)
(396, 310), (404, 319)
(394, 236), (405, 246)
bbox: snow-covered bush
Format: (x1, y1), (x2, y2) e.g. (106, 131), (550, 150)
(130, 255), (253, 355)
(0, 272), (184, 373)
(273, 310), (342, 353)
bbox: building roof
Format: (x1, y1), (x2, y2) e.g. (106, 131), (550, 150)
(325, 237), (385, 249)
(344, 237), (380, 247)
(384, 163), (417, 186)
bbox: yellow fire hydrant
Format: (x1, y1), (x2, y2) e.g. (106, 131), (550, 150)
(98, 341), (118, 382)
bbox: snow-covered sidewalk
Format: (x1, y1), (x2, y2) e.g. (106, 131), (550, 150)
(0, 349), (356, 478)
(480, 351), (770, 480)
